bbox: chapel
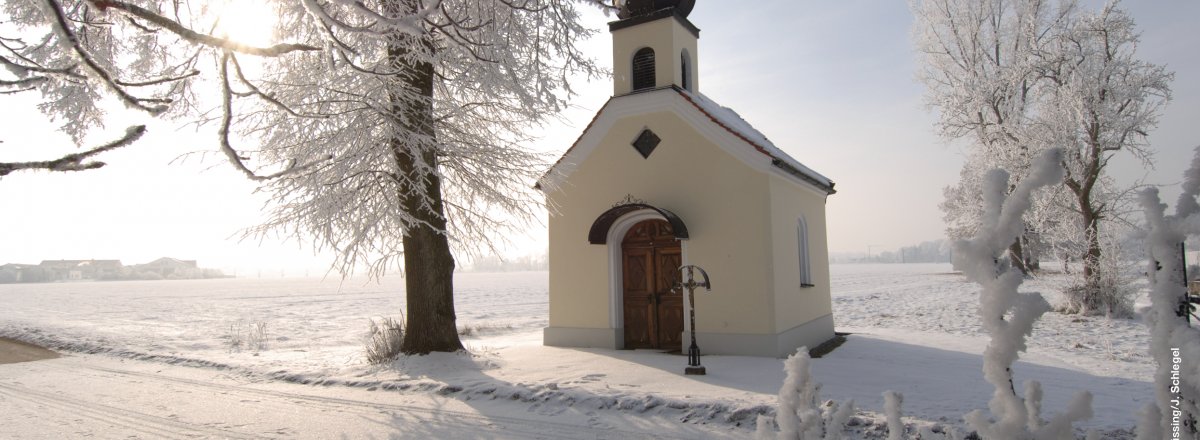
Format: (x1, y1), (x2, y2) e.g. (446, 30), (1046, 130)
(538, 0), (837, 357)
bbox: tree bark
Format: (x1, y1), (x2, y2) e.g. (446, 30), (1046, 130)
(1064, 134), (1105, 313)
(387, 0), (464, 355)
(1079, 197), (1102, 285)
(1067, 139), (1104, 290)
(398, 177), (464, 355)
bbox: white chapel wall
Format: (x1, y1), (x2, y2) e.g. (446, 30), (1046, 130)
(546, 109), (778, 338)
(767, 173), (835, 335)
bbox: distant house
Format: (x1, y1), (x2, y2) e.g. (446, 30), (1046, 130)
(0, 257), (223, 283)
(132, 258), (199, 279)
(0, 264), (37, 283)
(38, 260), (124, 281)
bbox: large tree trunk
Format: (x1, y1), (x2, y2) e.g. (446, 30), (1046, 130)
(388, 0), (464, 355)
(1064, 137), (1105, 313)
(399, 174), (463, 355)
(1070, 142), (1104, 289)
(1079, 200), (1102, 285)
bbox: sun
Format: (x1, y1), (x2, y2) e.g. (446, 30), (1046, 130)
(212, 1), (277, 48)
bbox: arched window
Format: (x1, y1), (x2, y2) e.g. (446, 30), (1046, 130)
(680, 49), (692, 91)
(632, 47), (656, 91)
(798, 217), (813, 287)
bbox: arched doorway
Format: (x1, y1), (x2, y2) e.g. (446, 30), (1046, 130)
(621, 219), (684, 350)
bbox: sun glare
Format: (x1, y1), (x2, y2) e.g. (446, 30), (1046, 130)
(213, 1), (277, 48)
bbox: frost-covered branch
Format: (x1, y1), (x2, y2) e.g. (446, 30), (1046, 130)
(243, 0), (606, 273)
(884, 391), (905, 440)
(1136, 146), (1200, 438)
(755, 348), (855, 439)
(952, 149), (1095, 438)
(0, 125), (145, 177)
(216, 53), (328, 181)
(40, 0), (168, 115)
(88, 0), (321, 56)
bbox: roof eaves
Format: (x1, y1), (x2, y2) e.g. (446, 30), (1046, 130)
(771, 159), (837, 194)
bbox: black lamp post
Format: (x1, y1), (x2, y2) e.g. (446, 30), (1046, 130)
(676, 265), (711, 375)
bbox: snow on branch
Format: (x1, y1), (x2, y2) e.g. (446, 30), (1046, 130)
(755, 348), (855, 439)
(236, 0), (606, 276)
(40, 0), (168, 115)
(1136, 145), (1200, 438)
(216, 53), (329, 181)
(0, 76), (48, 94)
(88, 0), (321, 57)
(0, 125), (146, 177)
(951, 148), (1096, 438)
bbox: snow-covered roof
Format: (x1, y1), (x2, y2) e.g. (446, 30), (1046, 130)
(538, 86), (836, 195)
(675, 89), (834, 192)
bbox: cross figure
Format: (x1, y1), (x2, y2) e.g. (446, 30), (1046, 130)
(675, 265), (711, 375)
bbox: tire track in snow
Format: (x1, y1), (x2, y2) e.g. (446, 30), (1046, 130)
(0, 381), (259, 439)
(23, 359), (721, 440)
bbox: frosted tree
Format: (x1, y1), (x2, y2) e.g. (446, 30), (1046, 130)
(913, 0), (1067, 274)
(915, 0), (1173, 312)
(1034, 2), (1172, 313)
(4, 0), (612, 354)
(1136, 146), (1200, 439)
(224, 0), (609, 354)
(0, 0), (318, 177)
(952, 149), (1095, 439)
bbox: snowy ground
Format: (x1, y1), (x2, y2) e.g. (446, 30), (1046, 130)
(0, 264), (1159, 438)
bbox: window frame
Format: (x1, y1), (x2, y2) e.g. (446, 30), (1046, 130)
(798, 216), (814, 288)
(632, 47), (656, 91)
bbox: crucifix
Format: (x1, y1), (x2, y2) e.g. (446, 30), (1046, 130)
(675, 265), (712, 375)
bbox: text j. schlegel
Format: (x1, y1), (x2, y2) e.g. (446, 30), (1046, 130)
(1170, 347), (1183, 438)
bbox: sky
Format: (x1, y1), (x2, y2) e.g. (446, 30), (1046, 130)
(1, 1), (1198, 276)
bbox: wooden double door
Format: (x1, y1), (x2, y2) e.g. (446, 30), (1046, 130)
(621, 219), (683, 350)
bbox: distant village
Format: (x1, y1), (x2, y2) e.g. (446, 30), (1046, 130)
(0, 258), (228, 284)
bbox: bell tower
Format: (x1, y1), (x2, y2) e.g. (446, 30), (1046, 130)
(610, 0), (700, 96)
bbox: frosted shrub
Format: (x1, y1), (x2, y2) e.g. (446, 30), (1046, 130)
(755, 348), (855, 440)
(227, 323), (243, 352)
(1062, 232), (1137, 318)
(952, 150), (1094, 439)
(227, 320), (269, 353)
(247, 322), (269, 352)
(365, 317), (405, 365)
(1135, 146), (1200, 439)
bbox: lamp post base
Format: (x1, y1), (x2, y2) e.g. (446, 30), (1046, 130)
(684, 365), (707, 375)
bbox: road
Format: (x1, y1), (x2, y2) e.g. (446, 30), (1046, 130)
(0, 351), (741, 439)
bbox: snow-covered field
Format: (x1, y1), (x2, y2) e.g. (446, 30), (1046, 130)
(0, 264), (1159, 438)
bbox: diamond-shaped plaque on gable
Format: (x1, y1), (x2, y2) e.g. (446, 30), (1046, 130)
(632, 129), (661, 159)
